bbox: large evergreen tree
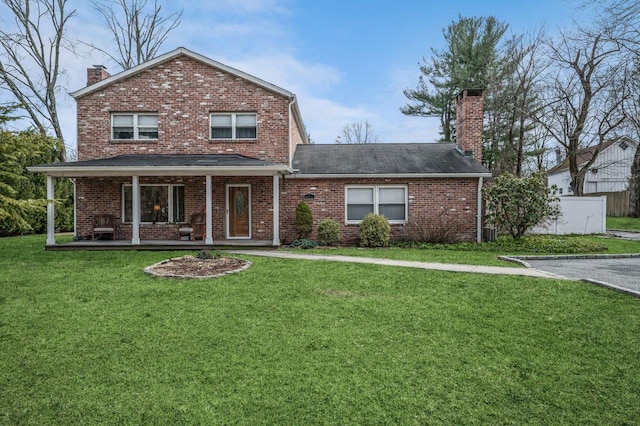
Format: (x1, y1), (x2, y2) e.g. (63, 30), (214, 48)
(402, 15), (508, 142)
(0, 108), (72, 235)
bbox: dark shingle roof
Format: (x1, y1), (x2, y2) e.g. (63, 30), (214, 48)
(37, 154), (279, 168)
(292, 143), (490, 175)
(28, 154), (291, 177)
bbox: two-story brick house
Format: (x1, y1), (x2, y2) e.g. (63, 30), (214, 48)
(30, 47), (490, 248)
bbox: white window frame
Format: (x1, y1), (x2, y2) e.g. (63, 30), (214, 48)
(122, 184), (185, 223)
(111, 113), (158, 140)
(345, 185), (408, 224)
(210, 113), (257, 140)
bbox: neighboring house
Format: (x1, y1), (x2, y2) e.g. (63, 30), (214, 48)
(30, 47), (491, 247)
(547, 137), (638, 196)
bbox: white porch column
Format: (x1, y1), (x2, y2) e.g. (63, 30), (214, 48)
(72, 179), (77, 239)
(46, 175), (55, 246)
(272, 174), (280, 246)
(205, 175), (213, 245)
(132, 175), (140, 244)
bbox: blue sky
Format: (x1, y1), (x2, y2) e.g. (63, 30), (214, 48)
(7, 0), (593, 149)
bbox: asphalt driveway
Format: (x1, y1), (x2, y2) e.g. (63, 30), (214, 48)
(520, 256), (640, 296)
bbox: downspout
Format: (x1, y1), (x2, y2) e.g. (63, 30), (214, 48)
(477, 177), (483, 243)
(288, 97), (295, 167)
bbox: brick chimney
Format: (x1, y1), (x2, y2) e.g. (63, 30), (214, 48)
(86, 65), (110, 86)
(455, 88), (484, 163)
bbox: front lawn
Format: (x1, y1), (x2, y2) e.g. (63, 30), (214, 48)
(608, 216), (640, 231)
(1, 235), (639, 424)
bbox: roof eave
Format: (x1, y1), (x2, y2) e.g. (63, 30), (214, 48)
(289, 95), (309, 144)
(28, 164), (293, 177)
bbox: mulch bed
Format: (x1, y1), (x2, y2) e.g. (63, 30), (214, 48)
(144, 255), (251, 279)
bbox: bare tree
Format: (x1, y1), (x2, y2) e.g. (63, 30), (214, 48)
(600, 0), (640, 216)
(0, 0), (75, 161)
(484, 29), (549, 176)
(619, 64), (640, 216)
(534, 28), (628, 195)
(87, 0), (182, 70)
(335, 121), (381, 144)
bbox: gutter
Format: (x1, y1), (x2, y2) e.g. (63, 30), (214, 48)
(286, 172), (492, 179)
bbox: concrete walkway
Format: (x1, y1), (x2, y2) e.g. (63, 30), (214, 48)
(608, 229), (640, 241)
(225, 250), (566, 279)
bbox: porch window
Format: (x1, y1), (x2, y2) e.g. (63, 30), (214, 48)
(122, 184), (184, 223)
(345, 185), (407, 223)
(210, 113), (257, 140)
(112, 113), (158, 140)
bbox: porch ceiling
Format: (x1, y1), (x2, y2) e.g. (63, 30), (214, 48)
(28, 154), (293, 177)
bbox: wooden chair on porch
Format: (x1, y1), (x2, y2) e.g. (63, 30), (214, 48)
(179, 211), (206, 241)
(92, 214), (115, 240)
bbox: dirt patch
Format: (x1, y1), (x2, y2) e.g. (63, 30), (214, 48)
(145, 255), (251, 279)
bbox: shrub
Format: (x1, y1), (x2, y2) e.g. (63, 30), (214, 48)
(196, 249), (215, 260)
(295, 201), (313, 239)
(484, 172), (560, 239)
(401, 210), (466, 244)
(288, 239), (318, 249)
(359, 213), (390, 247)
(393, 235), (607, 254)
(317, 218), (341, 246)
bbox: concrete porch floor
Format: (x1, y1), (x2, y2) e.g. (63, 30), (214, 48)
(46, 239), (275, 251)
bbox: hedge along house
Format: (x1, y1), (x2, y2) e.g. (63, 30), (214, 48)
(30, 48), (490, 248)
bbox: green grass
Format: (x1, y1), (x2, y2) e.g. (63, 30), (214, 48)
(286, 235), (640, 267)
(608, 216), (640, 231)
(1, 235), (639, 424)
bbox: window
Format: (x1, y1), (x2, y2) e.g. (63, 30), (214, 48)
(210, 113), (257, 140)
(122, 184), (184, 223)
(346, 186), (407, 223)
(112, 113), (158, 140)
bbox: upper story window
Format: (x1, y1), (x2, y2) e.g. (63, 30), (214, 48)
(112, 113), (158, 140)
(210, 113), (257, 140)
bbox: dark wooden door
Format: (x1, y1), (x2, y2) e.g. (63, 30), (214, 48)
(228, 185), (250, 238)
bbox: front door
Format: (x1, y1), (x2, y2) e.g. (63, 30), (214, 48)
(227, 185), (251, 239)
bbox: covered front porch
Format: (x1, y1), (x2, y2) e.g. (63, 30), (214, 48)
(28, 154), (292, 248)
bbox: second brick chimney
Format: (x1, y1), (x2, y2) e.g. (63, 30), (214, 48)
(455, 88), (484, 164)
(86, 65), (110, 86)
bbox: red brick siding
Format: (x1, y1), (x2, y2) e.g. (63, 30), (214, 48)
(76, 55), (292, 165)
(280, 177), (479, 245)
(289, 113), (305, 163)
(76, 176), (274, 241)
(455, 89), (484, 163)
